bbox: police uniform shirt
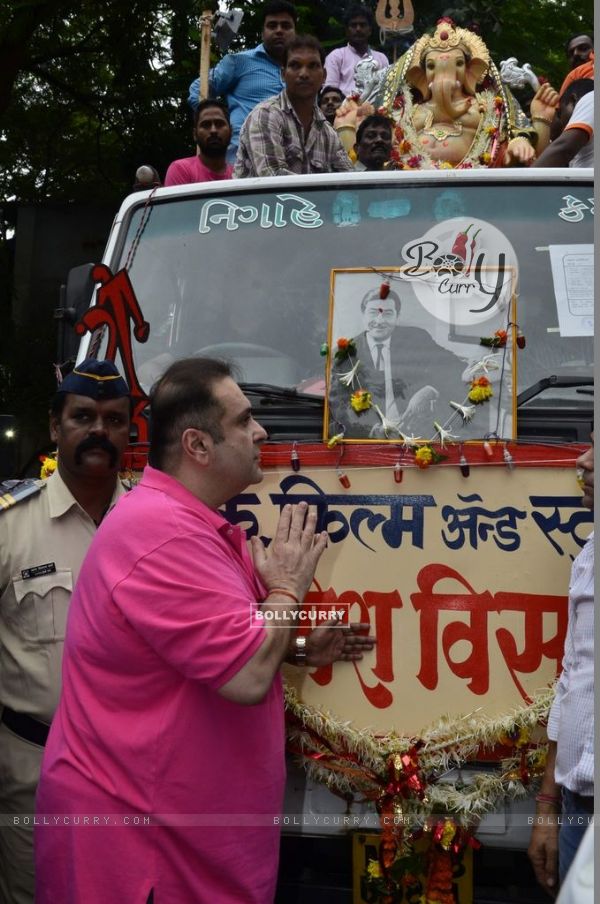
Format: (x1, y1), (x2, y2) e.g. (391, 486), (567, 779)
(0, 470), (126, 723)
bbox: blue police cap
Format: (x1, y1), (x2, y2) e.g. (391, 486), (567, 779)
(57, 359), (130, 400)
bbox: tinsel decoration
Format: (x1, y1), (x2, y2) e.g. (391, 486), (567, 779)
(285, 683), (554, 821)
(286, 683), (555, 904)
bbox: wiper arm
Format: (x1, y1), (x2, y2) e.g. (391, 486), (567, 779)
(517, 375), (594, 407)
(239, 383), (323, 406)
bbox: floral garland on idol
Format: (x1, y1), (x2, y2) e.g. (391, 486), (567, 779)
(325, 278), (522, 463)
(382, 82), (507, 171)
(286, 683), (552, 904)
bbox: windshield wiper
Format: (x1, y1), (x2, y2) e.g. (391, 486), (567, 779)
(239, 383), (323, 406)
(239, 383), (324, 441)
(517, 375), (593, 407)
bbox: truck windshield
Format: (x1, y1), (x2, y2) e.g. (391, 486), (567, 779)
(106, 175), (593, 432)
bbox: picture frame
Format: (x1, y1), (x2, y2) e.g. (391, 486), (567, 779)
(324, 267), (517, 444)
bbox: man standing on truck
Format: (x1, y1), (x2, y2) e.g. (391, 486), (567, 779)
(323, 5), (388, 98)
(534, 79), (594, 168)
(35, 357), (375, 904)
(0, 359), (131, 904)
(188, 1), (298, 163)
(235, 35), (354, 177)
(528, 432), (594, 894)
(164, 99), (234, 186)
(558, 33), (594, 101)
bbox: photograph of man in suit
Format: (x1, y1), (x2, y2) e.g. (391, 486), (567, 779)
(330, 287), (467, 438)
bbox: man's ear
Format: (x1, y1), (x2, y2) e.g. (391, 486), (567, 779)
(49, 414), (60, 444)
(181, 427), (212, 464)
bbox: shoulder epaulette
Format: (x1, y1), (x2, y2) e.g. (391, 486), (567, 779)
(0, 478), (46, 513)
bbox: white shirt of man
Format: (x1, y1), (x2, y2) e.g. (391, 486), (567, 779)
(566, 91), (594, 168)
(547, 532), (594, 795)
(366, 333), (400, 420)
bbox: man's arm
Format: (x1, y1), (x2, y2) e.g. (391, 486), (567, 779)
(328, 129), (355, 172)
(187, 54), (239, 111)
(323, 49), (342, 90)
(533, 126), (590, 167)
(528, 740), (560, 897)
(218, 503), (328, 704)
(209, 52), (239, 98)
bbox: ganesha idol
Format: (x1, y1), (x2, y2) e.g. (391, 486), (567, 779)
(337, 20), (558, 169)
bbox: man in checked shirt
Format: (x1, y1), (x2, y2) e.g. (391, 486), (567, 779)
(528, 430), (594, 895)
(234, 34), (353, 178)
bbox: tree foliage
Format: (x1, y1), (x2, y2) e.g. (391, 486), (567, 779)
(0, 0), (594, 205)
(0, 0), (205, 204)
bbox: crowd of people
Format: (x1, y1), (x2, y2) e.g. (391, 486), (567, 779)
(133, 1), (593, 190)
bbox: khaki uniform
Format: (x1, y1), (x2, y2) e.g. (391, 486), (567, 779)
(0, 471), (125, 904)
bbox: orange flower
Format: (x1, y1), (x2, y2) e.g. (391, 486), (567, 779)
(337, 337), (350, 350)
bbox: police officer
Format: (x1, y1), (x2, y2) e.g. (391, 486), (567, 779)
(0, 359), (131, 904)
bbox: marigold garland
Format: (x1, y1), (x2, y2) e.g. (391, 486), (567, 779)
(327, 314), (512, 446)
(468, 376), (493, 404)
(350, 388), (372, 413)
(39, 454), (57, 479)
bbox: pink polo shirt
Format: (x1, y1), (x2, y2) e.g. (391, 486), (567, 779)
(35, 466), (285, 904)
(164, 155), (234, 185)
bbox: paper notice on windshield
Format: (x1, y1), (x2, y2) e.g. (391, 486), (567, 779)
(548, 245), (594, 337)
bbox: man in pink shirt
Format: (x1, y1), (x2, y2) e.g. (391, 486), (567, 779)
(35, 357), (374, 904)
(324, 5), (388, 97)
(164, 99), (234, 185)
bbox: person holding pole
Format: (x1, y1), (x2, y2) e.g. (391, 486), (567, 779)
(189, 1), (297, 164)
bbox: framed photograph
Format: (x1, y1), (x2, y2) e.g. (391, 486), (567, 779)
(324, 268), (517, 444)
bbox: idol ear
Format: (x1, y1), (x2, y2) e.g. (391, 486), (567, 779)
(464, 58), (487, 94)
(406, 64), (430, 100)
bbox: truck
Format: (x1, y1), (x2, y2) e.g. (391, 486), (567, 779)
(61, 167), (594, 903)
